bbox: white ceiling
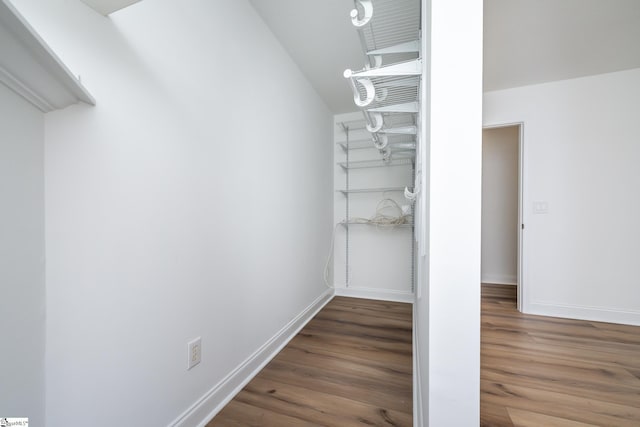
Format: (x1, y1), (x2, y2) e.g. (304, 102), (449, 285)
(80, 0), (142, 15)
(484, 0), (640, 92)
(249, 0), (363, 114)
(76, 0), (640, 111)
(250, 0), (640, 114)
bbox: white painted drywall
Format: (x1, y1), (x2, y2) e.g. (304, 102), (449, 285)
(484, 68), (640, 325)
(482, 126), (519, 285)
(415, 0), (483, 425)
(12, 0), (333, 425)
(332, 112), (414, 300)
(0, 83), (45, 426)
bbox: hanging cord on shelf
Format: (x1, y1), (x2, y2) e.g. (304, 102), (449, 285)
(323, 198), (413, 288)
(350, 198), (412, 227)
(323, 223), (341, 289)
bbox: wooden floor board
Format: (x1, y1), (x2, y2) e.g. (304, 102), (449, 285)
(215, 400), (321, 427)
(290, 328), (411, 360)
(481, 284), (640, 426)
(257, 359), (412, 413)
(279, 342), (412, 376)
(207, 286), (640, 426)
(506, 407), (599, 427)
(207, 296), (412, 426)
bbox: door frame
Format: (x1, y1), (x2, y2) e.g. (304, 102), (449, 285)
(482, 122), (525, 312)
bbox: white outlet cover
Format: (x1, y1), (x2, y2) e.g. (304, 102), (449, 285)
(187, 337), (201, 370)
(533, 201), (549, 214)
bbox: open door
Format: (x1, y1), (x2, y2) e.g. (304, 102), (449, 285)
(482, 123), (524, 311)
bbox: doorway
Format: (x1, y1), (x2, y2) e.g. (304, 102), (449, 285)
(482, 124), (523, 310)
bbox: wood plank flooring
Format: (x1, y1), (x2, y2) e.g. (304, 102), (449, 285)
(481, 284), (640, 427)
(207, 296), (413, 426)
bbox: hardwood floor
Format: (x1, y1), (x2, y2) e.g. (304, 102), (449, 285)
(208, 286), (640, 426)
(207, 296), (413, 426)
(482, 284), (640, 427)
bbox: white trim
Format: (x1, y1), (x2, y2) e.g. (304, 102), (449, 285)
(481, 274), (517, 285)
(334, 286), (415, 303)
(528, 301), (640, 327)
(168, 289), (334, 427)
(517, 122), (525, 312)
(482, 121), (524, 130)
(0, 65), (54, 112)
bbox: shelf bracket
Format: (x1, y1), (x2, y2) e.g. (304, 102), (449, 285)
(404, 186), (418, 202)
(373, 134), (388, 150)
(350, 0), (373, 27)
(345, 75), (376, 107)
(365, 112), (384, 133)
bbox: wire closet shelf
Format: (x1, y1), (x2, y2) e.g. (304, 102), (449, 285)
(343, 0), (421, 166)
(335, 0), (421, 292)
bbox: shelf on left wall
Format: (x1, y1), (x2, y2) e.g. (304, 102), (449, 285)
(0, 0), (95, 112)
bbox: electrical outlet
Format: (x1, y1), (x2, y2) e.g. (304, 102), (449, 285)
(187, 337), (201, 370)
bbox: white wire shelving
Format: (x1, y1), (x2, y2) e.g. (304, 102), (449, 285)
(353, 0), (421, 56)
(337, 139), (416, 152)
(336, 116), (418, 152)
(335, 0), (421, 292)
(337, 157), (413, 170)
(339, 220), (413, 229)
(336, 187), (407, 195)
(336, 139), (374, 151)
(341, 0), (422, 163)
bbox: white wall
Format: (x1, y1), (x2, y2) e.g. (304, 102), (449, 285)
(484, 68), (640, 325)
(333, 111), (414, 301)
(482, 126), (519, 285)
(0, 83), (45, 426)
(13, 0), (334, 426)
(414, 0), (483, 425)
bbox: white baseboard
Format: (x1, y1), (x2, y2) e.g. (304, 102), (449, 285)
(528, 301), (640, 326)
(169, 288), (334, 427)
(334, 286), (415, 303)
(481, 274), (516, 285)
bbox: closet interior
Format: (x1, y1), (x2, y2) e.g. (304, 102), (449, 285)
(333, 0), (422, 301)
